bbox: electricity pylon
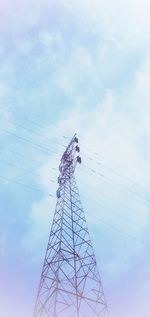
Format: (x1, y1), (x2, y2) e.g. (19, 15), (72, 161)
(33, 135), (108, 317)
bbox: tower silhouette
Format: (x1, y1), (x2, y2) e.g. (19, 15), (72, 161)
(33, 135), (108, 317)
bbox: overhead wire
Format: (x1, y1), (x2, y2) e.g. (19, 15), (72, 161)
(86, 210), (150, 249)
(81, 193), (146, 231)
(0, 125), (149, 206)
(1, 112), (150, 253)
(78, 136), (150, 193)
(3, 107), (139, 180)
(0, 144), (148, 231)
(80, 164), (150, 204)
(78, 129), (150, 195)
(0, 126), (149, 205)
(1, 112), (150, 192)
(0, 119), (149, 226)
(1, 109), (150, 188)
(0, 144), (149, 228)
(0, 109), (70, 140)
(0, 147), (53, 166)
(0, 155), (147, 230)
(0, 174), (53, 197)
(0, 159), (56, 183)
(0, 153), (148, 233)
(81, 149), (150, 191)
(0, 172), (149, 249)
(80, 149), (150, 193)
(0, 128), (62, 157)
(0, 115), (67, 148)
(0, 112), (123, 177)
(78, 175), (148, 220)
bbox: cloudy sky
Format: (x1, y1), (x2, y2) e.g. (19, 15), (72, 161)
(0, 1), (150, 316)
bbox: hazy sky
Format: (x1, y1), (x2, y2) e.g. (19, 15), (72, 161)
(0, 1), (150, 317)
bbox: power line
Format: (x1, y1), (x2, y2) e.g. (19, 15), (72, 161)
(0, 159), (56, 183)
(0, 147), (58, 171)
(0, 126), (149, 205)
(81, 154), (150, 193)
(80, 165), (150, 204)
(0, 147), (49, 165)
(82, 151), (150, 191)
(2, 109), (149, 189)
(0, 115), (66, 148)
(1, 126), (149, 205)
(1, 143), (147, 204)
(79, 176), (148, 220)
(0, 145), (149, 226)
(86, 211), (150, 249)
(0, 156), (147, 232)
(1, 112), (149, 192)
(0, 128), (61, 157)
(0, 109), (69, 140)
(0, 174), (53, 196)
(1, 173), (149, 248)
(1, 125), (149, 205)
(82, 193), (147, 232)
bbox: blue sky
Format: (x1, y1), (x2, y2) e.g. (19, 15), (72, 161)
(0, 1), (150, 316)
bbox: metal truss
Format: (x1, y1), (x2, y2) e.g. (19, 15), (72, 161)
(33, 135), (108, 317)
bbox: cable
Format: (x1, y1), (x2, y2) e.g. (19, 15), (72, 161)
(1, 145), (147, 206)
(1, 115), (149, 248)
(0, 174), (53, 196)
(86, 211), (150, 248)
(0, 115), (66, 148)
(1, 148), (148, 228)
(82, 150), (150, 191)
(1, 126), (149, 204)
(1, 156), (146, 231)
(81, 193), (146, 231)
(80, 165), (150, 204)
(2, 109), (149, 190)
(0, 128), (148, 206)
(1, 173), (149, 248)
(0, 147), (58, 172)
(0, 147), (48, 165)
(79, 168), (149, 202)
(0, 128), (62, 157)
(81, 155), (150, 194)
(3, 154), (144, 230)
(78, 177), (148, 221)
(0, 109), (70, 140)
(0, 127), (149, 206)
(0, 159), (56, 183)
(2, 111), (149, 193)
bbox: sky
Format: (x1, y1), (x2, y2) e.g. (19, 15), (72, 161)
(0, 1), (150, 316)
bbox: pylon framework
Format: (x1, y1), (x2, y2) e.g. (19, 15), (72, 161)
(33, 135), (108, 317)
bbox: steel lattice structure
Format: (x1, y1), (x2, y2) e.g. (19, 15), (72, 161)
(33, 135), (108, 317)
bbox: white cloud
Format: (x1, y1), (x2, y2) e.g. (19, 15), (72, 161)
(0, 0), (149, 278)
(1, 1), (150, 316)
(64, 0), (150, 47)
(24, 81), (150, 279)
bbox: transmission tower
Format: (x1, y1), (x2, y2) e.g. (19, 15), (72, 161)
(33, 135), (108, 317)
